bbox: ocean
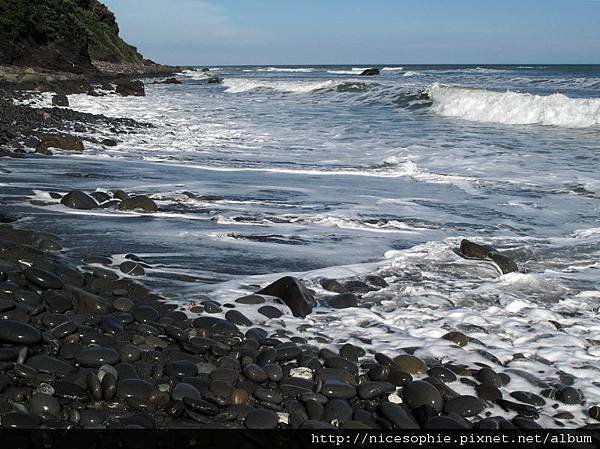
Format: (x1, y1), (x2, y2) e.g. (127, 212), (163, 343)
(2, 64), (600, 425)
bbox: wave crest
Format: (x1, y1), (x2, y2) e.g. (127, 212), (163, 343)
(429, 84), (600, 128)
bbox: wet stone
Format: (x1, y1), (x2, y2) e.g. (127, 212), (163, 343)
(24, 267), (63, 290)
(368, 364), (390, 381)
(558, 387), (581, 405)
(358, 381), (395, 399)
(264, 363), (283, 381)
(75, 347), (119, 368)
(235, 295), (265, 305)
(133, 306), (159, 324)
(257, 305), (283, 319)
(253, 387), (283, 404)
(476, 384), (503, 401)
(245, 409), (278, 429)
(202, 301), (222, 314)
(113, 297), (134, 312)
(225, 310), (252, 326)
(117, 378), (154, 401)
(444, 395), (486, 417)
(53, 381), (90, 401)
(86, 372), (102, 401)
(428, 366), (457, 383)
(510, 391), (546, 406)
(120, 261), (145, 276)
(244, 363), (268, 383)
(442, 331), (469, 347)
(320, 379), (356, 399)
(476, 367), (502, 388)
(171, 382), (202, 402)
(393, 355), (427, 374)
(0, 319), (42, 345)
(165, 360), (198, 378)
(402, 380), (443, 413)
(324, 399), (353, 422)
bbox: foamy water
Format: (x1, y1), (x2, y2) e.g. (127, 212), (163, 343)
(2, 64), (600, 426)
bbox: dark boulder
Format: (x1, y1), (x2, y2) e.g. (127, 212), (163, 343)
(162, 78), (182, 84)
(37, 134), (84, 152)
(359, 68), (380, 76)
(256, 276), (315, 318)
(326, 292), (358, 309)
(116, 79), (145, 96)
(60, 190), (98, 210)
(459, 239), (518, 274)
(119, 195), (158, 212)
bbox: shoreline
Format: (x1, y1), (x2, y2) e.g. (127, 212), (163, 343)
(1, 75), (599, 431)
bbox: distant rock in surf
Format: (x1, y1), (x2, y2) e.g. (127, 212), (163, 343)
(161, 78), (182, 85)
(119, 195), (158, 213)
(207, 77), (224, 84)
(116, 79), (145, 96)
(256, 276), (315, 318)
(36, 134), (84, 152)
(51, 94), (69, 107)
(459, 239), (518, 274)
(359, 68), (380, 76)
(60, 190), (99, 210)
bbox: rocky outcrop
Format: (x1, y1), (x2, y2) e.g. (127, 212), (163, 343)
(0, 0), (143, 74)
(359, 68), (380, 76)
(256, 276), (315, 318)
(115, 79), (145, 96)
(36, 134), (84, 152)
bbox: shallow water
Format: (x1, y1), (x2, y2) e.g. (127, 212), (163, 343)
(2, 64), (600, 425)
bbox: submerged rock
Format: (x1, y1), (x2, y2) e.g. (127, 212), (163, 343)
(119, 195), (158, 212)
(256, 276), (315, 318)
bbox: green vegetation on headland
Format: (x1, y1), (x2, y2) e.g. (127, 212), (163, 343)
(0, 0), (143, 73)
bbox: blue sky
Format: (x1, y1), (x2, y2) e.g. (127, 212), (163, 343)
(103, 0), (600, 65)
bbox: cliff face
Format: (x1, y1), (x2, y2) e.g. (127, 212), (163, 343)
(0, 0), (143, 73)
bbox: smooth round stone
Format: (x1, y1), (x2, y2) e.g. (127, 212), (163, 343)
(113, 297), (134, 312)
(558, 387), (581, 405)
(210, 368), (238, 384)
(402, 380), (443, 413)
(83, 256), (112, 266)
(79, 410), (107, 428)
(476, 368), (502, 387)
(324, 399), (353, 422)
(1, 412), (41, 429)
(171, 382), (202, 401)
(379, 402), (419, 429)
(388, 368), (413, 387)
(339, 344), (364, 361)
(0, 300), (15, 313)
(476, 384), (503, 401)
(257, 305), (283, 319)
(321, 379), (356, 399)
(13, 290), (42, 306)
(193, 316), (239, 335)
(428, 367), (457, 383)
(444, 395), (486, 417)
(393, 355), (427, 374)
(119, 261), (145, 276)
(510, 391), (546, 406)
(257, 347), (277, 366)
(227, 388), (250, 405)
(589, 406), (600, 421)
(244, 363), (268, 383)
(264, 363), (283, 381)
(101, 316), (124, 334)
(51, 320), (77, 338)
(253, 387), (283, 404)
(132, 306), (159, 324)
(165, 325), (186, 342)
(0, 319), (42, 345)
(210, 380), (234, 398)
(235, 295), (265, 305)
(101, 373), (117, 400)
(29, 393), (61, 416)
(86, 372), (102, 401)
(75, 347), (120, 368)
(23, 267), (63, 290)
(117, 379), (154, 401)
(245, 409), (278, 429)
(202, 301), (222, 314)
(165, 360), (198, 378)
(358, 381), (395, 399)
(324, 356), (358, 374)
(225, 310), (252, 326)
(52, 381), (90, 401)
(442, 331), (469, 346)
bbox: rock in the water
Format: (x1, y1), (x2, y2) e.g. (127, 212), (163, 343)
(589, 406), (600, 421)
(207, 77), (224, 84)
(393, 355), (427, 374)
(60, 190), (98, 210)
(359, 68), (380, 76)
(119, 195), (158, 212)
(119, 261), (145, 276)
(193, 316), (240, 336)
(52, 94), (69, 107)
(163, 78), (182, 84)
(476, 367), (503, 387)
(326, 292), (358, 309)
(558, 387), (581, 405)
(0, 320), (42, 345)
(116, 79), (145, 96)
(459, 239), (518, 274)
(37, 134), (84, 152)
(256, 276), (315, 318)
(402, 380), (443, 413)
(510, 391), (546, 406)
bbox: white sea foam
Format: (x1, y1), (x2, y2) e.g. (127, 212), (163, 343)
(429, 84), (600, 128)
(255, 67), (314, 73)
(223, 78), (337, 93)
(381, 67), (405, 72)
